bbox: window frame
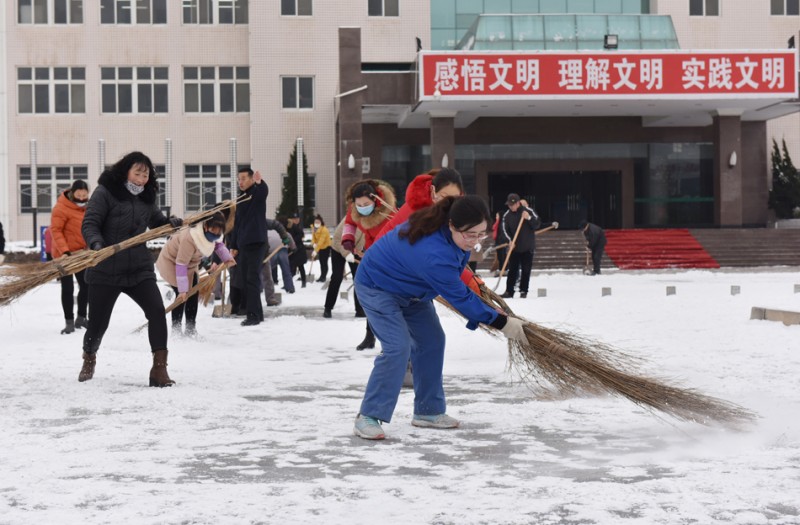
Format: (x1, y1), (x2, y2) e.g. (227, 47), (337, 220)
(101, 66), (169, 114)
(281, 75), (315, 110)
(19, 165), (89, 213)
(183, 164), (234, 212)
(183, 0), (248, 25)
(19, 0), (84, 24)
(18, 66), (86, 115)
(368, 0), (399, 17)
(689, 0), (719, 16)
(771, 0), (800, 15)
(281, 0), (312, 16)
(100, 0), (167, 24)
(184, 66), (250, 114)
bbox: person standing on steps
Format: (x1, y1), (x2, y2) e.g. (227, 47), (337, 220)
(579, 220), (607, 275)
(228, 167), (268, 326)
(500, 193), (540, 299)
(79, 151), (183, 387)
(50, 179), (91, 335)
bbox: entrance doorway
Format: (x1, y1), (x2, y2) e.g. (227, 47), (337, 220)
(489, 171), (622, 229)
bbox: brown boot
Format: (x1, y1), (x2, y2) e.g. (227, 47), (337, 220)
(78, 352), (96, 382)
(149, 349), (176, 387)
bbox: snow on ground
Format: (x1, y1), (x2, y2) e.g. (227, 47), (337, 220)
(1, 266), (799, 524)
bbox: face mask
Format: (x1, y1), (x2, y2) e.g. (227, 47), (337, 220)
(314, 222), (321, 228)
(204, 231), (221, 243)
(75, 201), (88, 208)
(125, 181), (145, 195)
(356, 203), (375, 216)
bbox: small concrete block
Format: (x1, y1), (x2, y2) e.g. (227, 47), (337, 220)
(666, 286), (676, 296)
(602, 287), (612, 297)
(340, 291), (349, 300)
(537, 288), (547, 298)
(751, 306), (800, 326)
(750, 307), (766, 320)
(730, 285), (740, 296)
(794, 284), (800, 294)
(273, 292), (282, 303)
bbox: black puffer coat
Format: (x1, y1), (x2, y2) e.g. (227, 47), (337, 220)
(82, 170), (169, 287)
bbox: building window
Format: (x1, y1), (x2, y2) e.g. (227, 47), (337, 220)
(281, 76), (314, 109)
(771, 0), (800, 15)
(184, 165), (233, 211)
(19, 165), (88, 213)
(101, 0), (166, 24)
(689, 0), (719, 16)
(184, 66), (250, 113)
(19, 0), (83, 24)
(368, 0), (398, 16)
(281, 0), (312, 16)
(18, 67), (86, 114)
(183, 0), (248, 24)
(101, 67), (168, 114)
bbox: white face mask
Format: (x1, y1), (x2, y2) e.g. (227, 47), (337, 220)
(314, 222), (321, 228)
(125, 181), (145, 195)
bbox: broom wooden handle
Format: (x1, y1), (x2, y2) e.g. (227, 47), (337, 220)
(497, 215), (526, 278)
(166, 261), (232, 314)
(262, 244), (284, 264)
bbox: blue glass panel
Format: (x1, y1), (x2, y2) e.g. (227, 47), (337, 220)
(513, 40), (547, 50)
(544, 14), (576, 44)
(539, 0), (566, 13)
(484, 0), (512, 13)
(431, 28), (458, 49)
(477, 15), (513, 42)
(431, 0), (456, 28)
(456, 0), (483, 14)
(608, 15), (639, 39)
(621, 0), (643, 13)
(511, 0), (539, 13)
(567, 0), (593, 12)
(639, 15), (677, 40)
(513, 14), (545, 41)
(595, 0), (623, 13)
(577, 39), (604, 50)
(576, 14), (607, 40)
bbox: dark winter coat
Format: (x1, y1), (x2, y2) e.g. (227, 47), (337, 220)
(229, 181), (268, 249)
(502, 206), (541, 254)
(584, 223), (607, 250)
(0, 221), (5, 254)
(288, 222), (307, 265)
(82, 170), (169, 287)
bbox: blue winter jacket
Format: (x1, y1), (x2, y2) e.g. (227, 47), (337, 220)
(356, 224), (499, 330)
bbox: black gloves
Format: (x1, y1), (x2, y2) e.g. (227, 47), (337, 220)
(168, 216), (183, 228)
(91, 242), (103, 251)
(63, 251), (71, 257)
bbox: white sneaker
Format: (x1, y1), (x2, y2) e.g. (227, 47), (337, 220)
(353, 414), (386, 440)
(411, 413), (460, 429)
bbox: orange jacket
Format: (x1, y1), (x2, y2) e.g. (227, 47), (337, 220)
(50, 190), (87, 258)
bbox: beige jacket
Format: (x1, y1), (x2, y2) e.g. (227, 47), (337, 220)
(156, 226), (215, 288)
(331, 217), (365, 258)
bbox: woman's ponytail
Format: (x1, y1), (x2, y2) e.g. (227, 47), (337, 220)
(399, 197), (457, 245)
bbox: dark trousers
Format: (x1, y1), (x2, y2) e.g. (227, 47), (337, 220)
(240, 242), (267, 321)
(504, 250), (534, 295)
(60, 269), (88, 320)
(170, 272), (198, 325)
(83, 279), (167, 353)
(324, 249), (362, 314)
(591, 243), (606, 274)
(317, 247), (331, 280)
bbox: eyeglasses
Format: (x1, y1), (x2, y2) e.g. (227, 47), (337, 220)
(456, 229), (488, 242)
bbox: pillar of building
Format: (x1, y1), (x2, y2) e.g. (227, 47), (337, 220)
(713, 111), (744, 226)
(337, 27), (364, 218)
(429, 112), (456, 171)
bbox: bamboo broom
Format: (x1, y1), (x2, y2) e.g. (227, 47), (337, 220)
(0, 198), (246, 307)
(436, 283), (756, 427)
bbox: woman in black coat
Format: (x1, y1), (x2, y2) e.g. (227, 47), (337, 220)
(287, 213), (308, 288)
(80, 151), (182, 387)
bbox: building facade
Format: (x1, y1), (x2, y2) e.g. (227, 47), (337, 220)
(1, 0), (798, 241)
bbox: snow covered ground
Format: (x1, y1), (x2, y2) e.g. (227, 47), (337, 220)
(1, 265), (799, 524)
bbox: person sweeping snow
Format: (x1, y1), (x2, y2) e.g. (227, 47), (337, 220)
(352, 195), (526, 440)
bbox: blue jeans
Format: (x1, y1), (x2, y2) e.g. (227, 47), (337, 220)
(270, 248), (294, 293)
(356, 283), (446, 423)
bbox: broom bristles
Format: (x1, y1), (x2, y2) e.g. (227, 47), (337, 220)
(474, 285), (756, 427)
(0, 198), (244, 307)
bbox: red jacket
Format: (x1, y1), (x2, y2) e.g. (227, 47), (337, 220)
(342, 179), (397, 252)
(50, 190), (87, 258)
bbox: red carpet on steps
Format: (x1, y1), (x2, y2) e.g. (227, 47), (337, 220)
(604, 229), (719, 270)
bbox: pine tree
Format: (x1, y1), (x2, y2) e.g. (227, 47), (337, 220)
(276, 142), (313, 225)
(768, 139), (800, 219)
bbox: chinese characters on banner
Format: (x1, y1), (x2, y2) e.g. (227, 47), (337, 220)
(421, 51), (798, 98)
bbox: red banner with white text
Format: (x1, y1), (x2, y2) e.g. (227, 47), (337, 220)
(419, 50), (798, 99)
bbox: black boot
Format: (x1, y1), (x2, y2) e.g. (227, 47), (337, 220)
(184, 321), (197, 338)
(75, 316), (88, 329)
(356, 326), (376, 351)
(79, 335), (101, 382)
(323, 307), (332, 318)
(61, 319), (75, 334)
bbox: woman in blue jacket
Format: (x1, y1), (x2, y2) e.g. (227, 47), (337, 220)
(353, 195), (526, 440)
